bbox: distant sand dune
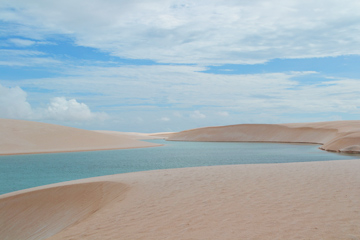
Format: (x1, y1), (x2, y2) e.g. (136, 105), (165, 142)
(168, 120), (360, 153)
(0, 119), (161, 155)
(94, 130), (174, 140)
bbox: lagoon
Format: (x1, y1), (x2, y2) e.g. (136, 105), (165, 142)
(0, 140), (359, 195)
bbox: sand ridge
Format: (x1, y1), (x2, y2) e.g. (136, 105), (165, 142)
(168, 120), (360, 153)
(0, 118), (161, 155)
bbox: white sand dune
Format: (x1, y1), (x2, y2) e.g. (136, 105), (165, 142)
(94, 130), (174, 140)
(0, 119), (161, 155)
(2, 119), (360, 239)
(1, 160), (360, 240)
(168, 120), (360, 153)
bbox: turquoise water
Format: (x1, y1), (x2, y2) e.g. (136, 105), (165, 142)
(0, 140), (359, 195)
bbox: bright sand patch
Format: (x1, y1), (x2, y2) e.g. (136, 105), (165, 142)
(94, 130), (174, 140)
(168, 120), (360, 153)
(1, 160), (360, 239)
(0, 119), (161, 155)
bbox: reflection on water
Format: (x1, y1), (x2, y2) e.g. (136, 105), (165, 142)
(0, 140), (359, 194)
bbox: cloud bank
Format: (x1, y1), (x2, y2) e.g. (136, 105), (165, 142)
(0, 84), (32, 119)
(2, 0), (360, 64)
(6, 65), (360, 123)
(1, 1), (360, 131)
(2, 64), (360, 131)
(0, 84), (107, 122)
(45, 97), (108, 122)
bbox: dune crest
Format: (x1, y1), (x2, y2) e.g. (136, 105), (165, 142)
(0, 118), (161, 155)
(168, 120), (360, 153)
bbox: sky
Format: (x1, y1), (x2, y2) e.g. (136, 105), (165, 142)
(1, 0), (360, 132)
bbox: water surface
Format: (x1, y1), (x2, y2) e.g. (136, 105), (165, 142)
(0, 140), (359, 195)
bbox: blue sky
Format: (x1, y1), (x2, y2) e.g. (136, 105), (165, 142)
(1, 0), (360, 132)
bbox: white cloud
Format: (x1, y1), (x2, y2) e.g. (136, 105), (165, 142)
(2, 1), (360, 132)
(0, 84), (33, 119)
(44, 97), (108, 122)
(7, 38), (53, 47)
(0, 49), (60, 66)
(0, 49), (44, 56)
(8, 38), (36, 47)
(2, 64), (360, 131)
(2, 0), (360, 64)
(0, 83), (108, 123)
(8, 65), (360, 118)
(191, 110), (206, 119)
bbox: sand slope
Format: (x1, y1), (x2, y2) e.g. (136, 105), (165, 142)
(0, 181), (128, 240)
(168, 120), (360, 153)
(1, 160), (360, 240)
(0, 119), (160, 155)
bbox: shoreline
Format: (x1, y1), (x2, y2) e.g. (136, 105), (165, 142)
(168, 121), (360, 154)
(0, 118), (164, 156)
(2, 119), (360, 239)
(0, 143), (163, 156)
(2, 160), (360, 239)
(3, 119), (360, 155)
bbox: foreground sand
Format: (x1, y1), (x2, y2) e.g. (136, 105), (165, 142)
(0, 119), (163, 155)
(1, 160), (360, 240)
(2, 119), (360, 239)
(168, 120), (360, 153)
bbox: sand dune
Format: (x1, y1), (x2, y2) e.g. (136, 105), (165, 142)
(1, 160), (360, 239)
(168, 120), (360, 153)
(2, 119), (360, 239)
(94, 130), (174, 140)
(0, 180), (128, 240)
(0, 119), (161, 155)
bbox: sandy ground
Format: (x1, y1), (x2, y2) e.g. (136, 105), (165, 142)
(1, 160), (360, 240)
(1, 119), (360, 239)
(168, 120), (360, 153)
(0, 119), (162, 155)
(94, 130), (174, 140)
